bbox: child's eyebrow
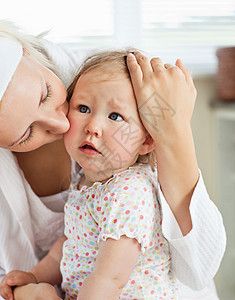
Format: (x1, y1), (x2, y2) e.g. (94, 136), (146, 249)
(71, 93), (95, 104)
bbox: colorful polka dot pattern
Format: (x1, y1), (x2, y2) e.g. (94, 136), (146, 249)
(60, 164), (178, 299)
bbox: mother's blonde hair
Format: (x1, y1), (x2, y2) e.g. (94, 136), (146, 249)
(0, 20), (53, 70)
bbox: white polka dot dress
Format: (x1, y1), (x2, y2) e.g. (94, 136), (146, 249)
(61, 164), (178, 299)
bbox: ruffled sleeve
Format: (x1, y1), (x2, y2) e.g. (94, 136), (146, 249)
(96, 167), (160, 254)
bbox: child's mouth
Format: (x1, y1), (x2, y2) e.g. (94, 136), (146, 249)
(82, 144), (96, 150)
(79, 143), (101, 155)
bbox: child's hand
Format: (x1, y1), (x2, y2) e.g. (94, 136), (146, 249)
(13, 283), (62, 300)
(0, 270), (37, 300)
(126, 52), (197, 139)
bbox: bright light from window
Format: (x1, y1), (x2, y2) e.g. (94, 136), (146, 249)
(0, 0), (113, 42)
(142, 0), (235, 21)
(1, 0), (235, 73)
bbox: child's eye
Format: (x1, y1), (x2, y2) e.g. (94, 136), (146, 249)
(78, 105), (90, 113)
(109, 112), (124, 121)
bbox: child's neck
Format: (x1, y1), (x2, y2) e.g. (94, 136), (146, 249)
(78, 173), (108, 189)
(77, 164), (136, 190)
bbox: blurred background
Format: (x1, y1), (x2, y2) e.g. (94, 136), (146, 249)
(1, 0), (235, 298)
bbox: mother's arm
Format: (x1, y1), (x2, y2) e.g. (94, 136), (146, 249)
(127, 53), (226, 289)
(127, 53), (198, 235)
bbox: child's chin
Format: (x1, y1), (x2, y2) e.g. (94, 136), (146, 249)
(80, 161), (100, 173)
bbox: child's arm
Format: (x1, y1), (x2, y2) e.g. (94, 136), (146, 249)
(0, 235), (66, 300)
(127, 53), (198, 236)
(30, 234), (66, 285)
(77, 236), (140, 300)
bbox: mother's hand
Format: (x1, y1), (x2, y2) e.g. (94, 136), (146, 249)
(126, 52), (197, 139)
(127, 52), (199, 236)
(13, 283), (62, 300)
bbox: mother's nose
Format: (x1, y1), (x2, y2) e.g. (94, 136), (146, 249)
(38, 111), (70, 134)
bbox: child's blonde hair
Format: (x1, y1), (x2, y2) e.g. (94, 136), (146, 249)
(67, 49), (156, 170)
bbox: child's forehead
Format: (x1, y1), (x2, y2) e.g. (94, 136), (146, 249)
(77, 69), (129, 88)
(73, 69), (136, 108)
(84, 66), (127, 80)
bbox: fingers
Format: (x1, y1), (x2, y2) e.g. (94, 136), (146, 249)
(6, 277), (24, 287)
(151, 57), (165, 72)
(175, 59), (193, 85)
(165, 60), (194, 86)
(134, 51), (153, 79)
(126, 51), (154, 89)
(126, 53), (143, 90)
(127, 52), (196, 101)
(0, 279), (14, 300)
(0, 270), (38, 300)
(6, 272), (36, 286)
(164, 63), (175, 69)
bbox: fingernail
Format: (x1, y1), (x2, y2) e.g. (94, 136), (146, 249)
(127, 53), (135, 60)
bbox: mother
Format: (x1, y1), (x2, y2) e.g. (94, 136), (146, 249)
(0, 21), (225, 299)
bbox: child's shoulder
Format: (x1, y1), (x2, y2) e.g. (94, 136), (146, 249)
(110, 163), (158, 191)
(117, 163), (156, 178)
(101, 164), (159, 209)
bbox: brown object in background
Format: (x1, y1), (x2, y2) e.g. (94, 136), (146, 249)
(216, 47), (235, 101)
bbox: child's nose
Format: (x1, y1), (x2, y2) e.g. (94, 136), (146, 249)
(85, 120), (102, 138)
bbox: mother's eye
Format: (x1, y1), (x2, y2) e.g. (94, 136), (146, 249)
(109, 112), (124, 121)
(41, 83), (52, 104)
(78, 105), (90, 113)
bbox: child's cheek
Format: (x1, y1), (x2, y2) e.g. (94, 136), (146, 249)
(63, 116), (81, 152)
(67, 119), (77, 134)
(64, 119), (79, 144)
(66, 112), (81, 135)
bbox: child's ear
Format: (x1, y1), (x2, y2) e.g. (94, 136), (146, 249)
(139, 133), (155, 155)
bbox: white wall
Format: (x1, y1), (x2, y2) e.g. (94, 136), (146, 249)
(191, 75), (216, 201)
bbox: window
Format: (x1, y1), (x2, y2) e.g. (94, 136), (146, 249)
(0, 0), (114, 46)
(141, 0), (235, 74)
(1, 0), (235, 75)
